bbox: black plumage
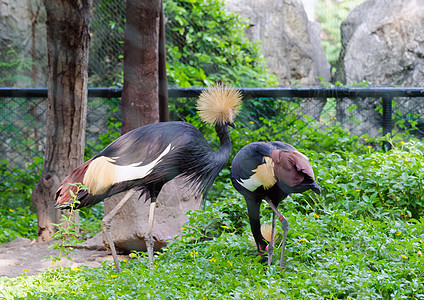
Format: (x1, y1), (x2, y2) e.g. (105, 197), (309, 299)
(57, 121), (231, 209)
(55, 85), (242, 272)
(231, 141), (320, 266)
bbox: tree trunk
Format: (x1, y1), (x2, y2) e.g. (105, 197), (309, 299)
(121, 0), (161, 134)
(159, 0), (169, 122)
(31, 0), (92, 242)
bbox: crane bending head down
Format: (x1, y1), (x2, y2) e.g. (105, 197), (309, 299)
(231, 141), (321, 267)
(54, 84), (242, 272)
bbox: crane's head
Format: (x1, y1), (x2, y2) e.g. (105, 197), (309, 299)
(196, 83), (242, 127)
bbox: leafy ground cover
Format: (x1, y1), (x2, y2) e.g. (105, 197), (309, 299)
(2, 117), (424, 299)
(1, 195), (423, 299)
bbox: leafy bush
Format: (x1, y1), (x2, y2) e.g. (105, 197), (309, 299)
(0, 160), (101, 244)
(0, 160), (40, 243)
(165, 0), (277, 87)
(315, 0), (366, 72)
(313, 140), (424, 218)
(85, 97), (121, 160)
(0, 207), (37, 244)
(0, 160), (41, 210)
(0, 50), (34, 86)
(89, 0), (277, 88)
(2, 97), (424, 298)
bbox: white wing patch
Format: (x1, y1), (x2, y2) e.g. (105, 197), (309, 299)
(84, 144), (172, 195)
(115, 143), (172, 183)
(237, 174), (263, 192)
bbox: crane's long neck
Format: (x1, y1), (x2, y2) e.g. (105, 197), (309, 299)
(215, 123), (231, 160)
(195, 123), (231, 198)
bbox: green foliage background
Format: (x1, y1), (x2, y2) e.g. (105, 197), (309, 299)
(165, 0), (276, 87)
(315, 0), (366, 72)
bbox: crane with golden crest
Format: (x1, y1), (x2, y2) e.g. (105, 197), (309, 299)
(231, 141), (320, 267)
(55, 84), (242, 272)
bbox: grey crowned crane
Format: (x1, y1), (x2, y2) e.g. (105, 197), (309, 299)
(55, 84), (242, 272)
(230, 141), (320, 267)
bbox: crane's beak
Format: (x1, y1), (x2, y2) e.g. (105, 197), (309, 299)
(229, 122), (236, 128)
(311, 182), (321, 195)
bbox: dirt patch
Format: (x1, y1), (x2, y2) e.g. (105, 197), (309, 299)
(0, 233), (129, 278)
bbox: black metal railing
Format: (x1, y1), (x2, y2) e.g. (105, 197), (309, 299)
(2, 86), (424, 98)
(1, 86), (424, 170)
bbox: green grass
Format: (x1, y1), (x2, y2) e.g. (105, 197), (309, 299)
(1, 195), (424, 299)
(2, 121), (424, 299)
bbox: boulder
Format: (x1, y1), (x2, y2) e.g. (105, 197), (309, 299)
(335, 0), (424, 137)
(103, 176), (203, 252)
(336, 0), (424, 85)
(225, 0), (331, 86)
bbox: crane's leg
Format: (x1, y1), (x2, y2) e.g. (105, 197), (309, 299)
(265, 198), (289, 268)
(102, 189), (137, 273)
(267, 211), (276, 266)
(145, 198), (157, 269)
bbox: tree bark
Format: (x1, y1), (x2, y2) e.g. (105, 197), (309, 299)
(121, 0), (161, 134)
(158, 0), (169, 122)
(31, 0), (92, 242)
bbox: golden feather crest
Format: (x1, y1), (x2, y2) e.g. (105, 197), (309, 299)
(196, 83), (242, 125)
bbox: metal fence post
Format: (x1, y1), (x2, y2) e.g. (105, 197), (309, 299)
(382, 94), (394, 151)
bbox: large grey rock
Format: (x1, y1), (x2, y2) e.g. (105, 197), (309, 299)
(336, 0), (424, 85)
(103, 176), (203, 252)
(335, 0), (424, 137)
(225, 0), (331, 86)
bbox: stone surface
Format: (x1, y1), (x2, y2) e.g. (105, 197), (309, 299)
(225, 0), (331, 86)
(104, 176), (203, 252)
(335, 0), (424, 137)
(0, 236), (116, 278)
(336, 0), (424, 85)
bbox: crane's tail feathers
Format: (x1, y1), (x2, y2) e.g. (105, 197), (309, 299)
(196, 83), (242, 125)
(139, 188), (149, 202)
(171, 174), (205, 200)
(54, 160), (92, 208)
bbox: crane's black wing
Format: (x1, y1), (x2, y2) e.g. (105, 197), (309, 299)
(97, 121), (205, 167)
(72, 122), (214, 208)
(230, 142), (273, 193)
(266, 141), (297, 152)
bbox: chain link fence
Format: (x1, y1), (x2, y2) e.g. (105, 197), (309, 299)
(2, 88), (424, 171)
(88, 1), (125, 86)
